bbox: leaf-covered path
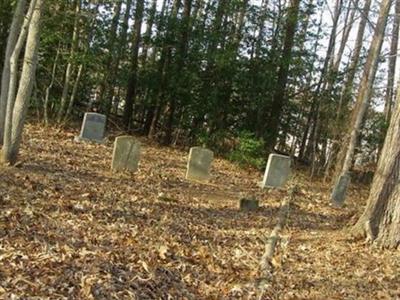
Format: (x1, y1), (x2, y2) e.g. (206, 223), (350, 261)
(0, 124), (399, 299)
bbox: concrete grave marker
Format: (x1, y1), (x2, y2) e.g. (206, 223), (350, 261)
(186, 147), (214, 182)
(111, 136), (141, 172)
(75, 112), (106, 143)
(331, 172), (351, 207)
(240, 197), (259, 211)
(261, 154), (291, 188)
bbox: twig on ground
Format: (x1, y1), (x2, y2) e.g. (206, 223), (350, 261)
(256, 183), (298, 297)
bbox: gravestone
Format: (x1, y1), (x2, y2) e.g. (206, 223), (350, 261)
(240, 197), (259, 211)
(111, 136), (141, 172)
(261, 154), (291, 188)
(331, 172), (351, 207)
(186, 147), (214, 182)
(75, 112), (106, 143)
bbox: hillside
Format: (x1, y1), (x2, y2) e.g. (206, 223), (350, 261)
(0, 124), (399, 299)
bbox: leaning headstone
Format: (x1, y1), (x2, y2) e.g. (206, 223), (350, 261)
(261, 154), (291, 188)
(331, 172), (351, 207)
(240, 197), (259, 211)
(75, 112), (106, 143)
(111, 136), (141, 172)
(186, 147), (214, 182)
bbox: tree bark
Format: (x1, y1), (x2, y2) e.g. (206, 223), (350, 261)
(146, 0), (169, 137)
(99, 0), (122, 116)
(331, 0), (392, 203)
(331, 0), (358, 84)
(304, 0), (343, 164)
(255, 0), (269, 58)
(351, 85), (400, 249)
(329, 0), (373, 180)
(298, 9), (323, 159)
(123, 0), (145, 129)
(148, 0), (181, 138)
(383, 0), (400, 122)
(57, 0), (81, 123)
(64, 64), (83, 122)
(141, 0), (157, 66)
(44, 44), (61, 125)
(1, 0), (43, 165)
(0, 0), (14, 73)
(264, 0), (301, 151)
(0, 0), (27, 144)
(164, 0), (194, 145)
(3, 0), (36, 148)
(111, 0), (133, 116)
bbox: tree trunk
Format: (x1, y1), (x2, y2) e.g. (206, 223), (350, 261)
(149, 0), (181, 138)
(110, 0), (133, 117)
(141, 0), (157, 66)
(330, 0), (358, 85)
(123, 0), (145, 129)
(351, 85), (400, 249)
(1, 0), (43, 165)
(0, 0), (27, 144)
(255, 0), (269, 58)
(192, 0), (227, 138)
(99, 0), (122, 116)
(145, 0), (169, 137)
(164, 0), (193, 145)
(44, 44), (61, 125)
(3, 0), (36, 148)
(331, 0), (392, 203)
(383, 0), (400, 122)
(64, 64), (83, 122)
(57, 0), (81, 123)
(0, 0), (14, 73)
(304, 0), (343, 163)
(329, 0), (373, 180)
(264, 0), (301, 151)
(298, 9), (323, 159)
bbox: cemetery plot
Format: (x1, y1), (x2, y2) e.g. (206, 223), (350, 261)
(186, 147), (214, 182)
(0, 124), (394, 299)
(261, 154), (291, 188)
(239, 197), (259, 211)
(111, 136), (141, 172)
(75, 112), (106, 143)
(331, 172), (351, 207)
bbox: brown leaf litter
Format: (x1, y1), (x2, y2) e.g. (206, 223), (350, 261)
(0, 123), (398, 299)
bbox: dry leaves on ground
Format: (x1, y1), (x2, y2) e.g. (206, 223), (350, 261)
(0, 123), (399, 299)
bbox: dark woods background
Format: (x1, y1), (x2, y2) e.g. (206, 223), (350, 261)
(0, 0), (394, 177)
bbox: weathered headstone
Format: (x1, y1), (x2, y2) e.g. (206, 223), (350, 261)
(331, 172), (351, 207)
(75, 112), (106, 143)
(261, 154), (291, 188)
(111, 136), (141, 172)
(186, 147), (214, 182)
(240, 197), (259, 211)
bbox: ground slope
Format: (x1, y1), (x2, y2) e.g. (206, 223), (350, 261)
(0, 124), (399, 299)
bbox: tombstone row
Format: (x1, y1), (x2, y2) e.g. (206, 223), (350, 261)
(76, 112), (292, 188)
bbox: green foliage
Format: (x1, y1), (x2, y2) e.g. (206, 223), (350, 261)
(228, 131), (266, 169)
(361, 110), (387, 155)
(195, 129), (230, 153)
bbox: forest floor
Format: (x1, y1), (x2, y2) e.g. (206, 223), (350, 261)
(0, 123), (399, 299)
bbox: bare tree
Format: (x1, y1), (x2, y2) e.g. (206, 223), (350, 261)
(1, 0), (43, 165)
(57, 0), (81, 123)
(0, 0), (27, 144)
(351, 84), (400, 249)
(43, 45), (61, 125)
(331, 0), (392, 206)
(264, 0), (301, 151)
(383, 0), (400, 122)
